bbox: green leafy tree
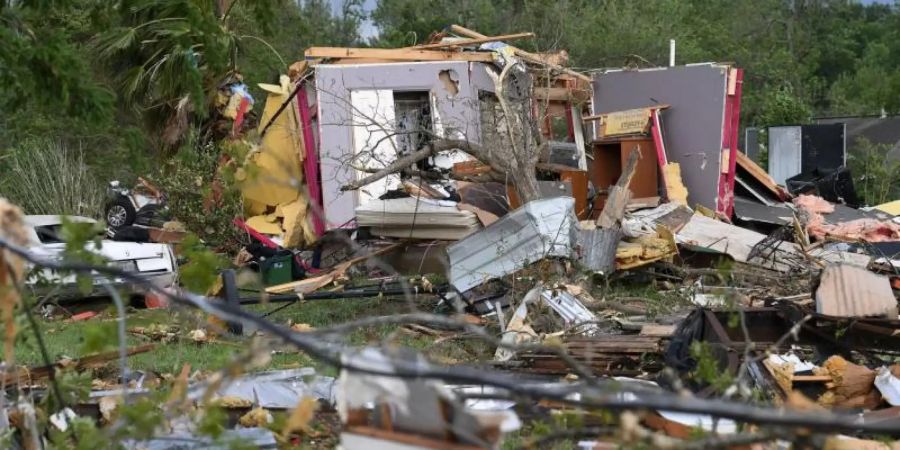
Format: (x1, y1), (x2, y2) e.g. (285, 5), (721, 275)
(0, 0), (114, 120)
(847, 137), (900, 206)
(93, 0), (254, 147)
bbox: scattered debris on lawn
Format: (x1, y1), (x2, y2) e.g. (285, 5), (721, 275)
(2, 22), (899, 450)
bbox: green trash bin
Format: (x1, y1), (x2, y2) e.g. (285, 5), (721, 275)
(260, 252), (294, 286)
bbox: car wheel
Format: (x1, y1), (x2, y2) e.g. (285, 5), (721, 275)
(105, 197), (136, 229)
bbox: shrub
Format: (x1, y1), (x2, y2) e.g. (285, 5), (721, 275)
(848, 137), (900, 206)
(0, 140), (104, 217)
(154, 137), (247, 253)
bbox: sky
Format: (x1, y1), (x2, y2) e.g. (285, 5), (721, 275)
(326, 0), (379, 39)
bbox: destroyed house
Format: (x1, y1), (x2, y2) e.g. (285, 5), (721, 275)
(313, 61), (501, 227)
(281, 45), (591, 239)
(237, 29), (758, 251)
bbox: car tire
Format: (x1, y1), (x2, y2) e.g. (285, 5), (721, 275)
(105, 197), (136, 229)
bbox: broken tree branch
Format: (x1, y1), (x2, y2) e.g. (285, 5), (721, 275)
(411, 32), (535, 50)
(341, 139), (479, 191)
(7, 237), (900, 436)
(448, 24), (591, 82)
(2, 344), (156, 386)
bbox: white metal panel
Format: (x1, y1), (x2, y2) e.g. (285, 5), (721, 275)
(136, 257), (172, 273)
(350, 89), (400, 205)
(447, 197), (577, 293)
(768, 125), (802, 185)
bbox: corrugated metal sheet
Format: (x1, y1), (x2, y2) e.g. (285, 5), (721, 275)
(578, 228), (620, 274)
(815, 264), (896, 317)
(540, 290), (598, 335)
(447, 197), (577, 293)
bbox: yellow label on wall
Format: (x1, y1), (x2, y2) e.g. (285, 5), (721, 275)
(603, 108), (652, 136)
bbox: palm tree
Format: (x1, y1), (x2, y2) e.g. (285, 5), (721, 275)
(93, 0), (266, 148)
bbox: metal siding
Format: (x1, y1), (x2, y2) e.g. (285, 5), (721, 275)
(447, 197), (577, 293)
(592, 65), (729, 210)
(815, 264), (896, 318)
(768, 125), (802, 185)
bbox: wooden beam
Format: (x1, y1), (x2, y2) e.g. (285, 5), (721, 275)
(448, 24), (592, 82)
(534, 87), (577, 102)
(305, 47), (494, 62)
(330, 58), (403, 65)
(735, 150), (790, 200)
(411, 32), (534, 50)
(583, 104), (671, 122)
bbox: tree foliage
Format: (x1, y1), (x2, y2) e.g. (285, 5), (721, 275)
(1, 0), (899, 202)
(373, 0), (900, 123)
(0, 0), (362, 169)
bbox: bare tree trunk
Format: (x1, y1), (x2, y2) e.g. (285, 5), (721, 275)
(476, 62), (544, 204)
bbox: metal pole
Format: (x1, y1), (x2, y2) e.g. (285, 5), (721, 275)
(237, 283), (448, 305)
(669, 39), (676, 67)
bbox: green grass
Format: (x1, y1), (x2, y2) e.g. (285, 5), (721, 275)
(16, 273), (681, 378)
(10, 278), (675, 449)
(17, 308), (243, 374)
(15, 291), (481, 377)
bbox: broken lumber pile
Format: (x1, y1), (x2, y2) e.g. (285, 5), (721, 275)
(513, 336), (665, 377)
(2, 344), (155, 386)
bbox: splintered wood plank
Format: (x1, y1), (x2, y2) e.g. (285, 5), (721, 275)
(596, 147), (640, 228)
(792, 375), (833, 382)
(735, 151), (789, 200)
(448, 24), (591, 81)
(640, 324), (677, 337)
(3, 344), (156, 386)
(305, 47), (495, 62)
(411, 32), (534, 50)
